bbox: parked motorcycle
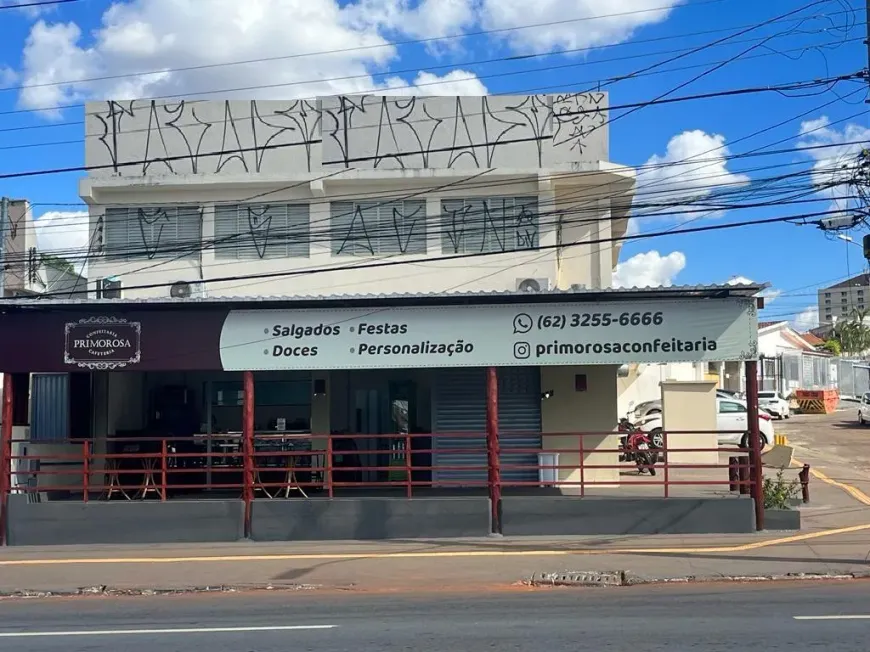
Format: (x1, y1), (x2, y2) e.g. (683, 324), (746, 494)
(618, 417), (657, 475)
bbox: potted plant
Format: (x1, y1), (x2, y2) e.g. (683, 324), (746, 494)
(762, 469), (801, 530)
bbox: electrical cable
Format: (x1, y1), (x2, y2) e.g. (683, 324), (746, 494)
(2, 75), (859, 179)
(0, 0), (79, 9)
(3, 73), (860, 155)
(5, 35), (862, 140)
(6, 205), (848, 300)
(13, 0), (839, 98)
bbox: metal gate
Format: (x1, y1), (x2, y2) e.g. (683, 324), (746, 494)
(432, 367), (541, 486)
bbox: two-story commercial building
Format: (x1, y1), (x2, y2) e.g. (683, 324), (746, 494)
(0, 94), (766, 545)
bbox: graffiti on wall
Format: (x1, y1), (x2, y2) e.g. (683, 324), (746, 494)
(88, 93), (608, 177)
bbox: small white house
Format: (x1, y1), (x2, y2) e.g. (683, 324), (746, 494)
(714, 321), (833, 395)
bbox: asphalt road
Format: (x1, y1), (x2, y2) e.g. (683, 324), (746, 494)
(1, 582), (869, 651)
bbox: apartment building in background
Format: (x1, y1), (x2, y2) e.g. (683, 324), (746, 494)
(818, 273), (870, 325)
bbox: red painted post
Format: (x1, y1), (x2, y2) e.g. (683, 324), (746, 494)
(325, 435), (334, 498)
(485, 367), (501, 534)
(745, 360), (765, 531)
(160, 439), (168, 502)
(578, 435), (585, 497)
(405, 432), (413, 499)
(242, 371), (255, 538)
(0, 373), (13, 546)
(82, 441), (90, 503)
(799, 464), (811, 503)
(668, 430), (671, 498)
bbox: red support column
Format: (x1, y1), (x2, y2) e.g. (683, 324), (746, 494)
(242, 371), (255, 538)
(0, 373), (13, 546)
(745, 360), (764, 531)
(485, 367), (501, 534)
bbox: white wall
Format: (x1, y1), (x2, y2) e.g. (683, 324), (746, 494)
(616, 362), (702, 416)
(85, 95), (609, 178)
(81, 94), (632, 299)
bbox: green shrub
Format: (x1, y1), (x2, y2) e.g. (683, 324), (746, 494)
(763, 469), (800, 510)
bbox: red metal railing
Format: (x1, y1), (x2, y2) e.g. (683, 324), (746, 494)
(0, 429), (763, 538)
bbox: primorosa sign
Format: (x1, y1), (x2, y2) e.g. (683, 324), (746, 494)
(0, 299), (758, 374)
(64, 317), (141, 370)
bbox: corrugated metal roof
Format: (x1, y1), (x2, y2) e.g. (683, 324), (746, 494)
(0, 283), (767, 310)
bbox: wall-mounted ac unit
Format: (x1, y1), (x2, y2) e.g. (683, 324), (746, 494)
(169, 280), (205, 299)
(96, 277), (122, 299)
(515, 277), (551, 293)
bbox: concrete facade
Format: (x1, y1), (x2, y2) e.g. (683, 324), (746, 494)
(80, 95), (633, 299)
(660, 381), (718, 465)
(500, 496), (757, 535)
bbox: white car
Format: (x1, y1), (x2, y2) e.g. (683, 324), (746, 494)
(858, 392), (870, 425)
(638, 397), (775, 449)
(758, 391), (790, 419)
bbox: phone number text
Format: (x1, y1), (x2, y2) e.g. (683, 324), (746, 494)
(537, 312), (665, 329)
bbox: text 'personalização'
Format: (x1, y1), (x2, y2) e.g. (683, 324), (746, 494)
(269, 321), (475, 359)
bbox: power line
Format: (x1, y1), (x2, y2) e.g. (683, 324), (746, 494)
(24, 130), (869, 224)
(17, 151), (850, 264)
(4, 2), (816, 97)
(0, 73), (860, 181)
(0, 0), (80, 9)
(10, 206), (844, 300)
(4, 73), (860, 155)
(17, 3), (859, 290)
(5, 35), (861, 140)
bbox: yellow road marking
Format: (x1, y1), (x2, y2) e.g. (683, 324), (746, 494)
(792, 456), (870, 507)
(3, 521), (870, 566)
(3, 455), (869, 568)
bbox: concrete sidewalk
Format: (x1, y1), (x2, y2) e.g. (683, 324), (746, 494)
(1, 461), (868, 596)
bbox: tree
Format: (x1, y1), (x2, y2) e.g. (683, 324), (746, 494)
(832, 309), (870, 355)
(821, 339), (842, 356)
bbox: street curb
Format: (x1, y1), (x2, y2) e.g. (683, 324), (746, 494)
(0, 583), (339, 600)
(526, 569), (870, 588)
(2, 570), (869, 600)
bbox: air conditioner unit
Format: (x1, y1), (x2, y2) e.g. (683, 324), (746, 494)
(96, 277), (122, 299)
(515, 277), (551, 293)
(169, 280), (205, 299)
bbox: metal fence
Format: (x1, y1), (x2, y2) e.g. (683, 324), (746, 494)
(836, 358), (870, 399)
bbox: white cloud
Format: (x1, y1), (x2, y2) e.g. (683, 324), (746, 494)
(636, 130), (750, 217)
(478, 0), (681, 54)
(34, 211), (89, 273)
(613, 250), (686, 288)
(344, 0), (476, 45)
(726, 275), (780, 302)
(0, 66), (17, 86)
(16, 0), (489, 115)
(382, 70), (488, 96)
(14, 0), (688, 114)
(793, 306), (820, 331)
(796, 116), (870, 219)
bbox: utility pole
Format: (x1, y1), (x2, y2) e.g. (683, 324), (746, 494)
(0, 197), (7, 299)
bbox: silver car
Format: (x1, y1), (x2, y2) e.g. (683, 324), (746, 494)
(630, 390), (739, 422)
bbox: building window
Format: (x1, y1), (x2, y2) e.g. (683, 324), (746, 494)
(214, 204), (310, 259)
(824, 292), (831, 298)
(825, 299), (831, 305)
(440, 197), (539, 254)
(330, 200), (427, 256)
(103, 206), (203, 260)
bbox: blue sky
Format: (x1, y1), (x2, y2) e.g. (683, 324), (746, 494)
(0, 0), (867, 327)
